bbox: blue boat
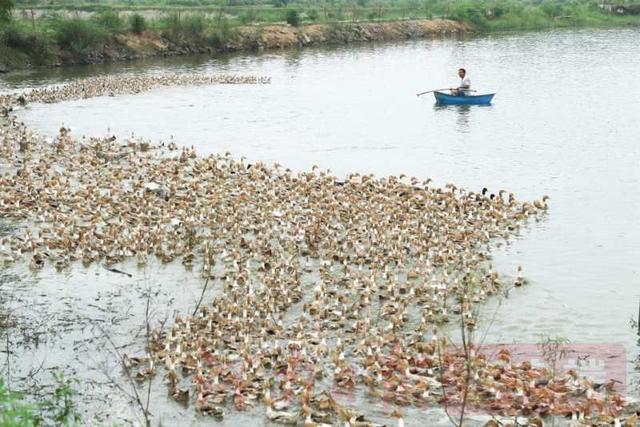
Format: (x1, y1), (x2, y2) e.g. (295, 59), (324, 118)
(434, 91), (495, 105)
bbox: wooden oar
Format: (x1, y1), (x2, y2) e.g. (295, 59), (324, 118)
(416, 88), (477, 96)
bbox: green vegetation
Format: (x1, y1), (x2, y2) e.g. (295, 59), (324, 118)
(157, 12), (206, 37)
(94, 9), (124, 31)
(7, 0), (640, 33)
(449, 0), (640, 31)
(285, 8), (299, 26)
(0, 379), (35, 426)
(130, 12), (147, 33)
(1, 0), (639, 70)
(53, 17), (107, 54)
(0, 21), (54, 67)
(0, 373), (81, 426)
(0, 0), (13, 23)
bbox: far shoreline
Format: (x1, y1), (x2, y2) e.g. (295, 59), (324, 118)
(2, 19), (473, 73)
(2, 14), (640, 74)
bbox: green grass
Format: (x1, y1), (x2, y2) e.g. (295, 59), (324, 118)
(0, 20), (55, 66)
(11, 0), (640, 30)
(449, 0), (640, 31)
(0, 379), (36, 427)
(0, 373), (80, 426)
(2, 0), (640, 69)
(130, 12), (147, 33)
(52, 17), (108, 54)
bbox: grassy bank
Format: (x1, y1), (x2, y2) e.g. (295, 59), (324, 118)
(0, 375), (80, 426)
(0, 15), (471, 70)
(13, 0), (640, 27)
(1, 0), (640, 71)
(448, 0), (640, 31)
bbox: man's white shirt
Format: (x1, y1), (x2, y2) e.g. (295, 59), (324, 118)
(460, 76), (471, 95)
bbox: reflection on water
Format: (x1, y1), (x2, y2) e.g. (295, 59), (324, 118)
(434, 104), (475, 133)
(3, 26), (640, 421)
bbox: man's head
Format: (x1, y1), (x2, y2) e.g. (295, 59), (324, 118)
(458, 68), (466, 78)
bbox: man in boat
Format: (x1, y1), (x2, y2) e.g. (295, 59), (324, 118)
(451, 68), (471, 96)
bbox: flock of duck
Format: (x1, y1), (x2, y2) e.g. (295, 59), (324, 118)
(0, 73), (270, 112)
(0, 75), (634, 426)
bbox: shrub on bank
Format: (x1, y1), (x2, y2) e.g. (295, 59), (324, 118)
(239, 9), (256, 24)
(53, 17), (107, 55)
(327, 8), (345, 21)
(93, 9), (123, 32)
(182, 14), (206, 35)
(0, 0), (14, 24)
(207, 19), (236, 48)
(286, 9), (299, 26)
(449, 1), (487, 28)
(157, 12), (207, 39)
(129, 13), (146, 34)
(159, 11), (181, 35)
(306, 9), (319, 22)
(0, 22), (54, 65)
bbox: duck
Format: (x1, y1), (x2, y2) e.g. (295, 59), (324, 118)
(0, 83), (568, 425)
(533, 195), (550, 210)
(514, 265), (526, 287)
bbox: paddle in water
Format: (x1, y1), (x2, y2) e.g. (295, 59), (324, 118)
(417, 88), (477, 96)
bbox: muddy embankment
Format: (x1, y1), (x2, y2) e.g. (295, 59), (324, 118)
(0, 19), (473, 72)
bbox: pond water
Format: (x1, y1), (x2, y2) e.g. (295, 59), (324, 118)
(3, 27), (640, 425)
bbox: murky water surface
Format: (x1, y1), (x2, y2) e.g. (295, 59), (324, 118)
(2, 28), (640, 425)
